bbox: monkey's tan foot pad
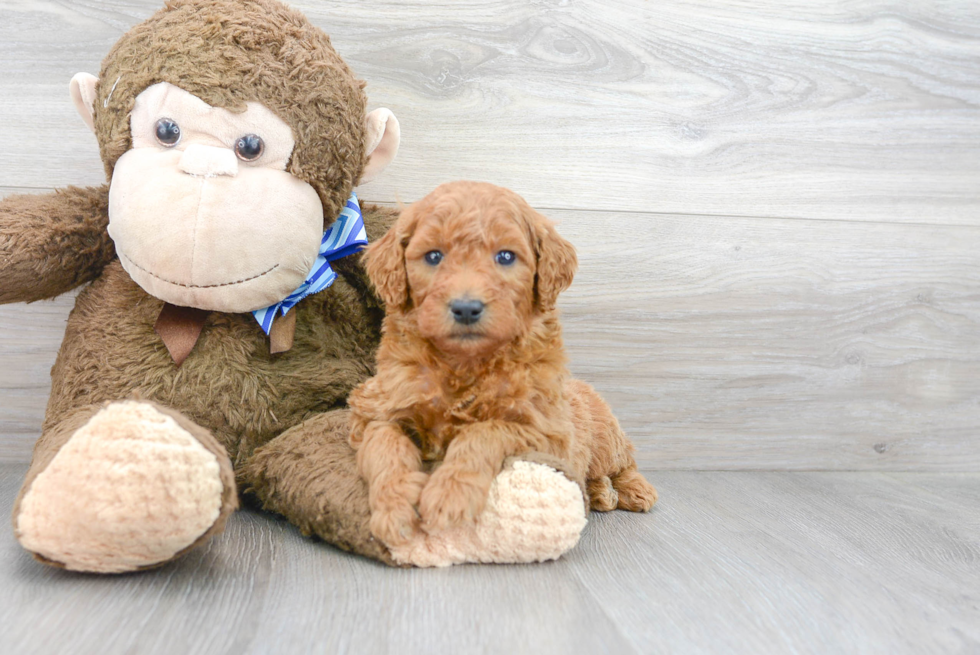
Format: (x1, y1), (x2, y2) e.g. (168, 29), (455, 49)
(388, 460), (587, 567)
(14, 402), (232, 573)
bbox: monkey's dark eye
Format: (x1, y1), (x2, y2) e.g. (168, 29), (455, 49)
(235, 134), (264, 161)
(154, 118), (181, 146)
(424, 250), (443, 265)
(495, 250), (516, 266)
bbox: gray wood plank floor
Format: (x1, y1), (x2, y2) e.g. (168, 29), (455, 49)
(2, 464), (978, 655)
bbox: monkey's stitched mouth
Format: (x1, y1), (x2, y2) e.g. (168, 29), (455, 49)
(119, 252), (279, 289)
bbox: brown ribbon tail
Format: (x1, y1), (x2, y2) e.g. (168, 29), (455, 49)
(154, 303), (211, 367)
(268, 309), (297, 354)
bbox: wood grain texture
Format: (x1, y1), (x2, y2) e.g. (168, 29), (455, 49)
(0, 295), (74, 462)
(570, 471), (980, 654)
(2, 201), (976, 470)
(2, 464), (978, 655)
(2, 0), (979, 223)
(556, 209), (980, 471)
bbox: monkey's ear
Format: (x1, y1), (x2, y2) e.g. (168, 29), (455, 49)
(70, 73), (99, 133)
(360, 108), (400, 185)
(363, 221), (408, 308)
(531, 209), (578, 312)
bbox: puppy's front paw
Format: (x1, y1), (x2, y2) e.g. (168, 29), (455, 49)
(370, 506), (417, 548)
(418, 468), (488, 534)
(369, 471), (428, 547)
(612, 469), (658, 512)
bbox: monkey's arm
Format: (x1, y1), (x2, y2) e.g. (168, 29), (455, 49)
(0, 186), (116, 304)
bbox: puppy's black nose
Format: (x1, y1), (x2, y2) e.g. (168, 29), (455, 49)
(450, 299), (485, 325)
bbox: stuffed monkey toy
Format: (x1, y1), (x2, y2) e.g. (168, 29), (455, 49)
(2, 0), (587, 572)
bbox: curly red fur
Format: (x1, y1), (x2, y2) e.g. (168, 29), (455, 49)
(349, 181), (656, 546)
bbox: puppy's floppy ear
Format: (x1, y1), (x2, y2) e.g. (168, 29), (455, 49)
(530, 208), (578, 312)
(364, 215), (411, 308)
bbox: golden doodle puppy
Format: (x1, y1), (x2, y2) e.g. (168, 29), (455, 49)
(349, 181), (656, 546)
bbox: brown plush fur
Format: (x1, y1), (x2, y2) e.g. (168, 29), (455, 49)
(237, 410), (397, 565)
(43, 249), (389, 465)
(0, 186), (114, 304)
(348, 182), (656, 547)
(3, 0), (403, 566)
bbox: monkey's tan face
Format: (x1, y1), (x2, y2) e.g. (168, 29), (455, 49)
(108, 83), (324, 313)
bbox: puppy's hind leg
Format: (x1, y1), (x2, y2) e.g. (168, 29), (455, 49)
(586, 470), (657, 512)
(586, 476), (619, 512)
(568, 379), (658, 513)
(611, 466), (657, 512)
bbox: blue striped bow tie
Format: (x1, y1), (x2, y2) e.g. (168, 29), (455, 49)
(252, 193), (367, 334)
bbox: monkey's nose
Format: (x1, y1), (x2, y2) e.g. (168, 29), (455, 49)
(450, 299), (485, 325)
(178, 144), (239, 177)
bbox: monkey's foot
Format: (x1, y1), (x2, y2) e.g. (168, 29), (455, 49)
(14, 401), (236, 573)
(387, 459), (587, 567)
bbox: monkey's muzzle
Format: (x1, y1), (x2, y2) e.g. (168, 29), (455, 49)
(108, 147), (324, 313)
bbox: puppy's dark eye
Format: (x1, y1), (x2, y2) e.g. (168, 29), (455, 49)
(235, 134), (264, 161)
(495, 250), (516, 266)
(155, 118), (181, 146)
(424, 250), (444, 265)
